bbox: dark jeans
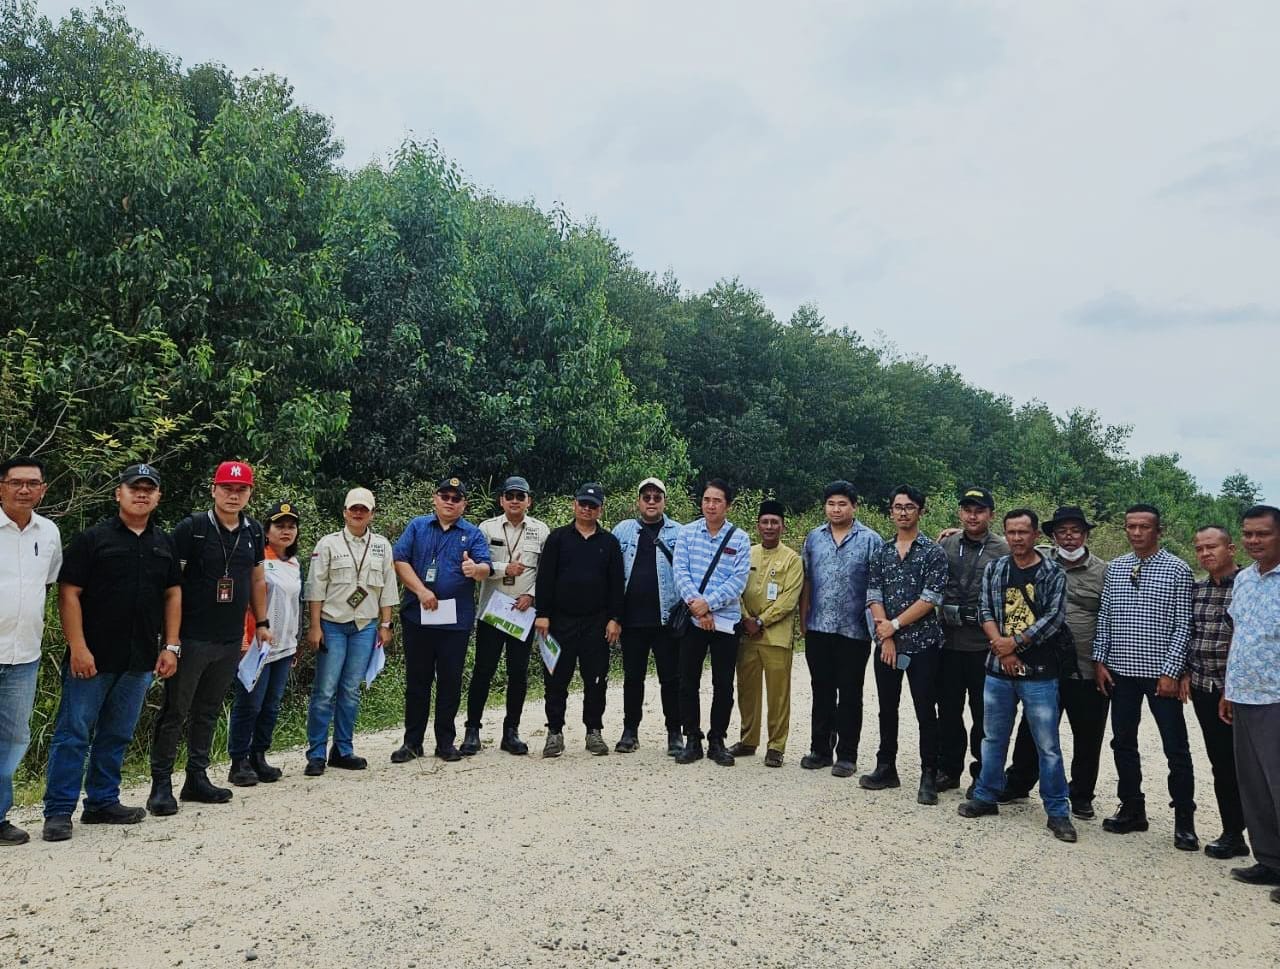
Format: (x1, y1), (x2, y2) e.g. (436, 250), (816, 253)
(871, 648), (940, 771)
(1191, 686), (1244, 834)
(402, 624), (469, 750)
(228, 655), (292, 758)
(1109, 673), (1195, 812)
(466, 622), (531, 730)
(804, 631), (871, 762)
(679, 626), (737, 744)
(1006, 677), (1110, 805)
(543, 615), (609, 732)
(937, 648), (987, 780)
(150, 638), (241, 774)
(622, 625), (681, 732)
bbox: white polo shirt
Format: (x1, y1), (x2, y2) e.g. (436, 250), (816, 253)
(0, 506), (62, 665)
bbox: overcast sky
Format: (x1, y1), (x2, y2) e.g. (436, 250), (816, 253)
(46, 1), (1280, 500)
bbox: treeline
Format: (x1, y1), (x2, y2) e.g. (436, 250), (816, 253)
(0, 3), (1263, 545)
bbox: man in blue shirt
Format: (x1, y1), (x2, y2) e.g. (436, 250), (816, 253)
(391, 476), (493, 763)
(673, 479), (751, 767)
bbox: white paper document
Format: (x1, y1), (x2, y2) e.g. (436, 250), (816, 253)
(419, 598), (458, 625)
(479, 591), (537, 642)
(236, 640), (270, 692)
(713, 615), (738, 635)
(536, 630), (561, 674)
(364, 645), (385, 687)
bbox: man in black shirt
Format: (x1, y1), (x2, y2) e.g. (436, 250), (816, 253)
(147, 461), (271, 815)
(41, 465), (182, 842)
(534, 483), (624, 758)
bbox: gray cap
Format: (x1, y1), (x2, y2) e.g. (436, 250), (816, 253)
(501, 476), (531, 495)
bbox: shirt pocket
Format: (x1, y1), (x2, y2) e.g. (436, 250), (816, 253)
(329, 552), (356, 583)
(366, 561), (387, 588)
(148, 543), (175, 583)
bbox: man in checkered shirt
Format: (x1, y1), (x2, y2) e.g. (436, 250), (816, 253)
(1092, 504), (1197, 851)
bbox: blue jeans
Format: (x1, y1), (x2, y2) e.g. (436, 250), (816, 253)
(43, 664), (152, 817)
(228, 655), (292, 759)
(0, 659), (40, 822)
(306, 620), (377, 760)
(974, 676), (1070, 818)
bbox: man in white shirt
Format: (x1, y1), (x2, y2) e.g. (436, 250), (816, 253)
(0, 455), (63, 846)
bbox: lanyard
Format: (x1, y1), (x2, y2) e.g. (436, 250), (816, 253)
(207, 510), (244, 578)
(502, 520), (526, 565)
(341, 529), (373, 583)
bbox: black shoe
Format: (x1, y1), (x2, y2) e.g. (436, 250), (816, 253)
(228, 757), (259, 787)
(935, 771), (961, 792)
(965, 781), (977, 800)
(707, 742), (735, 767)
(146, 775), (178, 816)
(666, 729), (685, 757)
(1271, 887), (1280, 905)
(500, 727), (529, 755)
(675, 740), (704, 764)
(80, 803), (145, 825)
(1102, 802), (1149, 834)
(328, 750), (368, 770)
(249, 752), (282, 783)
(831, 760), (856, 778)
(1230, 863), (1280, 886)
(957, 799), (999, 818)
(1071, 800), (1095, 821)
(0, 820), (29, 845)
(1174, 809), (1199, 851)
(1048, 816), (1079, 843)
(615, 729), (639, 754)
(996, 788), (1031, 804)
(459, 727), (482, 756)
(727, 742), (756, 757)
(764, 749), (784, 768)
(917, 769), (939, 806)
(1205, 832), (1250, 860)
(304, 758), (326, 777)
(435, 745), (462, 762)
(800, 752), (833, 770)
(42, 814), (73, 842)
(858, 764), (901, 790)
(390, 743), (425, 764)
(180, 769), (233, 804)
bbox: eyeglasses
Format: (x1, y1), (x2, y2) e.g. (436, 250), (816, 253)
(2, 478), (45, 491)
(436, 492), (464, 504)
(890, 504), (919, 514)
(502, 491), (527, 501)
(1129, 562), (1142, 588)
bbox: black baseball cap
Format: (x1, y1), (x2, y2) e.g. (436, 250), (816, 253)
(575, 482), (605, 507)
(120, 463), (161, 487)
(958, 486), (995, 510)
(266, 501), (301, 523)
(501, 476), (531, 495)
(436, 475), (467, 497)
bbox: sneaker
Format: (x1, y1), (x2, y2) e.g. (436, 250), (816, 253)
(585, 730), (610, 756)
(543, 731), (565, 758)
(764, 749), (784, 768)
(957, 799), (999, 818)
(42, 814), (73, 842)
(1048, 816), (1079, 843)
(80, 803), (145, 825)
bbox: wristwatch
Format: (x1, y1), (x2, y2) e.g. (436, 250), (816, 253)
(256, 619), (270, 629)
(890, 618), (901, 632)
(163, 643), (182, 658)
(379, 621), (394, 630)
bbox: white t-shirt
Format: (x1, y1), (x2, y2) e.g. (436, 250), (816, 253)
(0, 507), (62, 664)
(260, 552), (302, 663)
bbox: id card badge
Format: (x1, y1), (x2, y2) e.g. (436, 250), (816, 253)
(766, 582), (779, 601)
(424, 562), (438, 584)
(216, 576), (234, 603)
(502, 575), (516, 586)
(346, 586), (369, 608)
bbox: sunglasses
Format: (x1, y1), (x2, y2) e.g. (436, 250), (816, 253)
(436, 492), (464, 504)
(639, 493), (664, 502)
(1129, 562), (1142, 588)
(502, 491), (528, 501)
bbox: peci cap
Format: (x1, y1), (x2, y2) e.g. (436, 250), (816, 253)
(266, 500), (301, 523)
(958, 486), (995, 510)
(637, 477), (667, 495)
(1043, 505), (1096, 537)
(575, 482), (605, 507)
(344, 487), (376, 510)
(758, 499), (785, 520)
(436, 475), (467, 497)
(501, 476), (532, 495)
(214, 461), (254, 486)
(120, 463), (161, 487)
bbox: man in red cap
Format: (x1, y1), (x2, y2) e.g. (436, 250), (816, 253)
(147, 461), (272, 815)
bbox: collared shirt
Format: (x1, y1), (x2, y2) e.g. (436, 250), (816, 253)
(1091, 548), (1193, 679)
(673, 518), (752, 623)
(866, 532), (948, 653)
(477, 514), (549, 613)
(741, 542), (804, 649)
(940, 529), (1010, 651)
(978, 553), (1068, 679)
(1189, 570), (1237, 694)
(58, 515), (181, 672)
(0, 507), (62, 664)
(1041, 545), (1108, 679)
(172, 510), (266, 644)
(393, 515), (491, 630)
(307, 528), (399, 629)
(535, 523), (625, 622)
(1225, 561), (1280, 705)
(801, 520), (883, 640)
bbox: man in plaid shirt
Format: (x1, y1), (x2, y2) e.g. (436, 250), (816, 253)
(1092, 504), (1197, 851)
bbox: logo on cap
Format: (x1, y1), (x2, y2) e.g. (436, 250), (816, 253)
(964, 490), (983, 498)
(449, 477), (460, 487)
(280, 503), (292, 514)
(138, 464), (153, 476)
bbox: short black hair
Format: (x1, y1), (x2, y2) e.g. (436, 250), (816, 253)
(702, 478), (735, 504)
(1003, 507), (1040, 530)
(1194, 524), (1233, 542)
(1241, 504), (1280, 528)
(1125, 503), (1162, 525)
(0, 455), (45, 479)
(823, 480), (858, 503)
(889, 484), (926, 510)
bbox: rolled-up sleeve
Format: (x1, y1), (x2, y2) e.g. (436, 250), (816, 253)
(866, 547), (884, 605)
(920, 546), (947, 606)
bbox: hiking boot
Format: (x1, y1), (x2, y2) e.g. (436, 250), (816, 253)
(917, 769), (939, 806)
(615, 729), (639, 753)
(180, 769), (232, 804)
(228, 757), (259, 787)
(858, 763), (900, 790)
(800, 752), (833, 770)
(249, 752), (282, 782)
(146, 774), (178, 816)
(42, 814), (73, 842)
(935, 771), (961, 792)
(1102, 801), (1149, 834)
(675, 739), (704, 764)
(707, 742), (735, 767)
(459, 727), (482, 756)
(666, 729), (685, 757)
(1071, 799), (1095, 821)
(831, 760), (856, 778)
(764, 749), (784, 768)
(585, 730), (610, 756)
(81, 803), (145, 825)
(543, 731), (565, 758)
(957, 799), (999, 818)
(1048, 816), (1079, 843)
(500, 727), (529, 755)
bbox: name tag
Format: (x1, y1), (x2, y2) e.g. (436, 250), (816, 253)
(216, 576), (234, 603)
(766, 582), (779, 601)
(346, 587), (369, 608)
(424, 564), (438, 584)
(502, 576), (516, 586)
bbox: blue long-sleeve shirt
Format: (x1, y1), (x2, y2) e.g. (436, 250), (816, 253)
(673, 518), (752, 623)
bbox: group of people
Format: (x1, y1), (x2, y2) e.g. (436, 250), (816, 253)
(0, 456), (1277, 905)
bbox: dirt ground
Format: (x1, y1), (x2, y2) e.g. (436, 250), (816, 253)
(2, 664), (1276, 968)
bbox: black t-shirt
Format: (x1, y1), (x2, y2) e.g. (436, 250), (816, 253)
(171, 510), (266, 644)
(623, 521), (663, 628)
(58, 516), (182, 673)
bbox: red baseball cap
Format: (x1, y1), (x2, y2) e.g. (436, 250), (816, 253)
(213, 461), (254, 486)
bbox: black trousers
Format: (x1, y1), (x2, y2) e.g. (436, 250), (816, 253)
(937, 648), (988, 780)
(1191, 686), (1245, 834)
(621, 625), (680, 732)
(402, 624), (469, 750)
(871, 648), (940, 771)
(465, 622), (531, 731)
(679, 626), (737, 744)
(1109, 674), (1195, 812)
(150, 637), (241, 774)
(543, 615), (609, 732)
(1006, 677), (1111, 804)
(804, 632), (871, 762)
